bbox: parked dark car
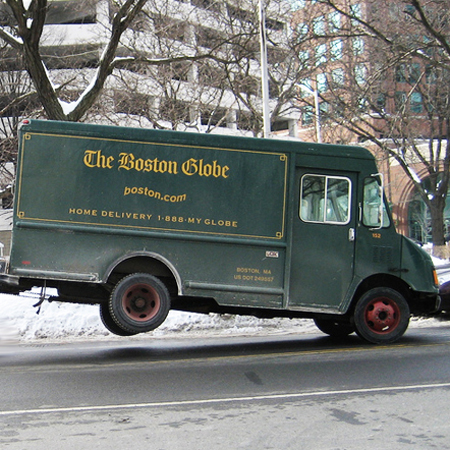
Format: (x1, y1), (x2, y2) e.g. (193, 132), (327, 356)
(439, 280), (450, 313)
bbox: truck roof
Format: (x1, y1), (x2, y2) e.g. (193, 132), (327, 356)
(20, 119), (375, 163)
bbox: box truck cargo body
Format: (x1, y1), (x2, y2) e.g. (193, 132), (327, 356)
(0, 120), (440, 343)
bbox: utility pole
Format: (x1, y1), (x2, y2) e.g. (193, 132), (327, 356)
(259, 0), (271, 138)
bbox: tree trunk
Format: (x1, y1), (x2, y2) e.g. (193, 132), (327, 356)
(429, 196), (447, 258)
(23, 43), (66, 120)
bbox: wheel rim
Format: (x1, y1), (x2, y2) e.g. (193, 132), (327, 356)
(121, 283), (160, 322)
(364, 296), (401, 334)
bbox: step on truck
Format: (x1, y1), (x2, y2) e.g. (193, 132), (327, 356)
(0, 119), (441, 344)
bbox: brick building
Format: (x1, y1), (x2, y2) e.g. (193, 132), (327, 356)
(291, 0), (450, 243)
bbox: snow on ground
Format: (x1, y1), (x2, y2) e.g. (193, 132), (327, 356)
(0, 249), (449, 345)
(0, 289), (320, 344)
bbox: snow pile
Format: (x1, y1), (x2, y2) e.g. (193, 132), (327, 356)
(0, 290), (319, 343)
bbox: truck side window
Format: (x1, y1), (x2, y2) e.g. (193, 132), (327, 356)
(363, 177), (390, 228)
(300, 174), (351, 224)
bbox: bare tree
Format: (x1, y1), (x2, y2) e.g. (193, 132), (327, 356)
(100, 0), (303, 136)
(295, 0), (450, 254)
(0, 0), (154, 121)
(0, 0), (302, 138)
(100, 0), (238, 132)
(0, 35), (39, 203)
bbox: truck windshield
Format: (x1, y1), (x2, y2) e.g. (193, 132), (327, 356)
(362, 177), (390, 228)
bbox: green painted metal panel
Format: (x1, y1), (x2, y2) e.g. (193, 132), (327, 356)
(15, 125), (288, 241)
(289, 168), (357, 312)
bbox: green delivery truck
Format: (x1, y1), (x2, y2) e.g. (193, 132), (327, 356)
(0, 119), (441, 343)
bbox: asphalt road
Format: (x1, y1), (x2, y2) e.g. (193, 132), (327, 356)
(1, 325), (450, 449)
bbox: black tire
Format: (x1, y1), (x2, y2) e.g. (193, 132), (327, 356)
(99, 302), (138, 337)
(353, 287), (410, 344)
(314, 318), (355, 338)
(109, 273), (171, 334)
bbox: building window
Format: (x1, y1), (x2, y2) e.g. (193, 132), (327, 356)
(354, 64), (366, 85)
(423, 35), (434, 56)
(289, 0), (305, 10)
(410, 92), (423, 113)
(317, 73), (327, 93)
(302, 105), (314, 125)
(299, 78), (313, 95)
(358, 97), (368, 111)
(297, 23), (308, 41)
(396, 63), (422, 84)
(227, 5), (253, 25)
(159, 61), (192, 82)
(404, 4), (416, 15)
(350, 3), (362, 25)
(191, 0), (221, 13)
(315, 44), (327, 66)
(198, 62), (225, 88)
(234, 74), (259, 97)
(154, 17), (186, 42)
(266, 18), (284, 32)
(196, 27), (224, 49)
(409, 63), (421, 84)
(312, 16), (325, 35)
(201, 108), (228, 127)
(330, 39), (343, 61)
(298, 50), (310, 68)
(352, 37), (364, 56)
(159, 99), (190, 123)
(319, 101), (329, 119)
(331, 68), (345, 87)
(45, 0), (97, 25)
(328, 11), (341, 32)
(114, 93), (148, 116)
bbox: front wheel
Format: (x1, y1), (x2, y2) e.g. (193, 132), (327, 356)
(353, 287), (410, 344)
(109, 273), (171, 334)
(314, 318), (355, 338)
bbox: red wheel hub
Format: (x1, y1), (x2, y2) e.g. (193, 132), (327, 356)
(364, 297), (400, 334)
(122, 283), (160, 322)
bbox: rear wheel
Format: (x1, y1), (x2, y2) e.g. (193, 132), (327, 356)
(109, 273), (171, 334)
(99, 302), (137, 336)
(353, 287), (410, 344)
(314, 318), (355, 338)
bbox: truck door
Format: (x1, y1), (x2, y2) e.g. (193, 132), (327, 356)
(288, 169), (356, 311)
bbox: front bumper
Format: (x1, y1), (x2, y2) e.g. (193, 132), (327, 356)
(409, 291), (441, 315)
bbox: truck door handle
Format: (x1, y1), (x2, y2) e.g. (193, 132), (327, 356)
(349, 228), (355, 242)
